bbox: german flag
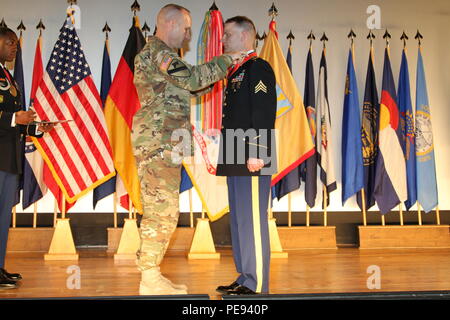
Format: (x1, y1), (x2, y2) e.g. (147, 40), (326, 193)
(104, 17), (145, 213)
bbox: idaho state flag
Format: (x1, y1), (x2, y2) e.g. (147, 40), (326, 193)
(398, 48), (417, 210)
(104, 17), (145, 213)
(373, 48), (407, 214)
(259, 21), (315, 186)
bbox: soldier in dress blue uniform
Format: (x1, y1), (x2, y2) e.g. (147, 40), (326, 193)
(215, 16), (277, 295)
(0, 27), (53, 289)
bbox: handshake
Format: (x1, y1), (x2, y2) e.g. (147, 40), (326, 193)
(15, 109), (55, 133)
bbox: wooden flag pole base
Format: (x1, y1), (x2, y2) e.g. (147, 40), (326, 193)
(268, 218), (288, 258)
(114, 218), (140, 261)
(277, 226), (337, 249)
(44, 218), (78, 261)
(188, 218), (220, 260)
(359, 225), (450, 249)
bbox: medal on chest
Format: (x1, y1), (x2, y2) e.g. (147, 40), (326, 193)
(10, 84), (17, 97)
(230, 70), (245, 91)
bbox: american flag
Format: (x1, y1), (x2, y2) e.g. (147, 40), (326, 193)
(33, 18), (115, 203)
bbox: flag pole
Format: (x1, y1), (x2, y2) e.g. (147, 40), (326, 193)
(361, 188), (367, 226)
(113, 192), (117, 228)
(269, 189), (274, 220)
(381, 214), (385, 226)
(323, 186), (328, 227)
(128, 199), (132, 220)
(12, 206), (16, 228)
(33, 202), (38, 228)
(436, 206), (441, 225)
(399, 203), (404, 226)
(53, 198), (57, 226)
(288, 193), (292, 227)
(417, 203), (423, 226)
(142, 22), (150, 42)
(61, 195), (66, 219)
(189, 189), (194, 228)
(306, 205), (310, 227)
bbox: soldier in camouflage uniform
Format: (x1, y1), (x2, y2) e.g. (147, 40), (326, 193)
(131, 4), (242, 295)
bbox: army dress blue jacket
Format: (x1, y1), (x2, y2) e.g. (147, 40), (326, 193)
(0, 66), (42, 175)
(216, 55), (277, 177)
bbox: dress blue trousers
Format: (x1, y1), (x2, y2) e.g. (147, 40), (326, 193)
(0, 170), (19, 269)
(227, 175), (271, 293)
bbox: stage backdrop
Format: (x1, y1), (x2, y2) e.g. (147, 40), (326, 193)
(3, 0), (449, 214)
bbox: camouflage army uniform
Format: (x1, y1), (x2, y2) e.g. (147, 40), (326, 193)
(132, 36), (233, 271)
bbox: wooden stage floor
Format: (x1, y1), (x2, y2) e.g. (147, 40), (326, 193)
(1, 247), (450, 299)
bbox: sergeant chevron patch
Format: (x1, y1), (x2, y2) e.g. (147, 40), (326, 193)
(255, 80), (267, 93)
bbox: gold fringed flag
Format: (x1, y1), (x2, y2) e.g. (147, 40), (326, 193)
(32, 17), (115, 207)
(259, 21), (315, 186)
(181, 7), (229, 221)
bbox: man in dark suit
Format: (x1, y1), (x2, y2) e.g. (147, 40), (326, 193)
(215, 16), (277, 295)
(0, 27), (53, 289)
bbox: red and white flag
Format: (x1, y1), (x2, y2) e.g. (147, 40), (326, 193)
(32, 18), (115, 206)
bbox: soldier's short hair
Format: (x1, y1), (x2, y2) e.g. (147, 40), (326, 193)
(158, 4), (190, 24)
(0, 27), (16, 39)
(225, 16), (256, 35)
(161, 3), (190, 14)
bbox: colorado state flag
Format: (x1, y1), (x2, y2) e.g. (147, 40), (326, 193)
(373, 48), (407, 214)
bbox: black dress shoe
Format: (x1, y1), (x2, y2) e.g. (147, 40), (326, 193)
(0, 273), (18, 289)
(225, 285), (257, 295)
(0, 268), (22, 281)
(216, 281), (240, 294)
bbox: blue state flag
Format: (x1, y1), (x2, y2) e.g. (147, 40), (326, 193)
(22, 142), (48, 209)
(341, 49), (364, 205)
(415, 48), (438, 213)
(357, 49), (379, 211)
(180, 166), (193, 193)
(93, 38), (116, 208)
(301, 48), (318, 207)
(398, 49), (417, 210)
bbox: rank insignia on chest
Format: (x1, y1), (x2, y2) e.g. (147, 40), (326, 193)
(255, 80), (267, 94)
(0, 95), (3, 103)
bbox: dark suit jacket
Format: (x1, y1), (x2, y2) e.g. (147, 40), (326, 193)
(216, 57), (277, 176)
(0, 66), (41, 175)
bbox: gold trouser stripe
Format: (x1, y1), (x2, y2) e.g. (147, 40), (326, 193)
(251, 176), (263, 293)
